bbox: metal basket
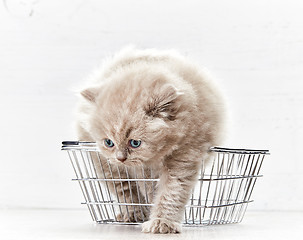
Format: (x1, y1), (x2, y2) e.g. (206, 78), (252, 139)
(62, 141), (269, 226)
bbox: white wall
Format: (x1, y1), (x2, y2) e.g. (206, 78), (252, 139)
(0, 0), (302, 211)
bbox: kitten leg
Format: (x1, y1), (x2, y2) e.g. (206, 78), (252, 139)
(92, 156), (149, 222)
(142, 156), (200, 234)
(114, 180), (149, 222)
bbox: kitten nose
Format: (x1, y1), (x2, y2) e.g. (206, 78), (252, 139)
(116, 151), (127, 162)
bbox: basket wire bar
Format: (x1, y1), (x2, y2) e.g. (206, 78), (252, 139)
(62, 141), (268, 226)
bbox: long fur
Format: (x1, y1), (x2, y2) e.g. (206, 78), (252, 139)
(76, 47), (225, 234)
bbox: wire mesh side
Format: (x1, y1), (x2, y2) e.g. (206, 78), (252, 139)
(63, 143), (267, 225)
(183, 151), (265, 225)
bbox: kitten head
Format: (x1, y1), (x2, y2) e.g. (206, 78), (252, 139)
(80, 70), (185, 166)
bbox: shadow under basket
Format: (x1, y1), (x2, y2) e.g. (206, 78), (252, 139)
(61, 141), (269, 226)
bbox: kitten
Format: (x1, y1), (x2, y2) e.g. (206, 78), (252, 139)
(76, 47), (225, 233)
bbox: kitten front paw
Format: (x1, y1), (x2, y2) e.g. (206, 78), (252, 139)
(141, 218), (181, 234)
(117, 207), (149, 222)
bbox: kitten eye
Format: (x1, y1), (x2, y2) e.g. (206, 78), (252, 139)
(129, 139), (141, 148)
(104, 139), (114, 148)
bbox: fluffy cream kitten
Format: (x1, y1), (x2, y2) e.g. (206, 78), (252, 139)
(76, 47), (225, 233)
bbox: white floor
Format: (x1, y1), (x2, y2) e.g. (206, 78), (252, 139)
(0, 209), (302, 240)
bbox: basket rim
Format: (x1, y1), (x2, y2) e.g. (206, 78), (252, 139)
(61, 141), (269, 155)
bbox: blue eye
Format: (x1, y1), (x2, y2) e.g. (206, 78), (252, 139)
(104, 139), (114, 148)
(129, 139), (141, 148)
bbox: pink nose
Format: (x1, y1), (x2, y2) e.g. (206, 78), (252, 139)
(116, 151), (127, 162)
(117, 156), (127, 162)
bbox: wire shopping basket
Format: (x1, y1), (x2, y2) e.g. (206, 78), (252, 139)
(62, 141), (269, 226)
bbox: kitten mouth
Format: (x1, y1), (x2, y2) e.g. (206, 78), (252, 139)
(123, 159), (142, 165)
(125, 161), (143, 167)
(107, 158), (143, 166)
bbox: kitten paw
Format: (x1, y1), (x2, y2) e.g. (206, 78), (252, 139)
(141, 218), (181, 234)
(117, 207), (149, 222)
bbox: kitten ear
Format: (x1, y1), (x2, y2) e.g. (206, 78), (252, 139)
(145, 84), (183, 120)
(80, 87), (98, 102)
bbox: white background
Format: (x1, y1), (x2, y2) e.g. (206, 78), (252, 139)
(0, 0), (302, 212)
